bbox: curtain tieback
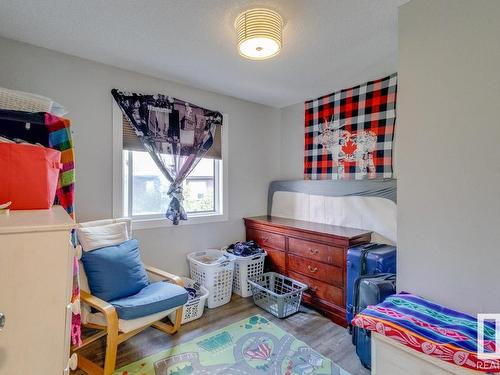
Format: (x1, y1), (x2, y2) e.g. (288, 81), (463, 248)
(168, 185), (183, 199)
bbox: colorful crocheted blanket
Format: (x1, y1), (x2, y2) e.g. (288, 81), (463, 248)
(352, 293), (500, 373)
(45, 113), (81, 346)
(45, 113), (75, 217)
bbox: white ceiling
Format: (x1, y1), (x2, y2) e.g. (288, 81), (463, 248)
(0, 0), (407, 108)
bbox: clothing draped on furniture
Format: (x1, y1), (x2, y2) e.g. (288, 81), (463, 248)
(111, 89), (223, 224)
(0, 109), (80, 345)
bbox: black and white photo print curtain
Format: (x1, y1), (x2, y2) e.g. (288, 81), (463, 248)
(112, 89), (223, 224)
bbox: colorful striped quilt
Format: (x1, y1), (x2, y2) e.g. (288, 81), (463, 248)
(352, 293), (500, 373)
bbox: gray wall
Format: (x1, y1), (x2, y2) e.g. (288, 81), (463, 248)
(0, 37), (281, 275)
(397, 0), (500, 314)
(279, 103), (305, 179)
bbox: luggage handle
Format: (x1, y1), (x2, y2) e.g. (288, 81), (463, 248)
(360, 243), (386, 250)
(359, 243), (388, 276)
(352, 273), (396, 317)
(382, 274), (396, 281)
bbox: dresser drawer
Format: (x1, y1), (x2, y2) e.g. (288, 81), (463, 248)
(288, 254), (343, 287)
(288, 271), (343, 307)
(247, 228), (286, 251)
(288, 237), (344, 266)
(263, 246), (286, 270)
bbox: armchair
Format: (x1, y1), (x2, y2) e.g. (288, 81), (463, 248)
(71, 219), (187, 375)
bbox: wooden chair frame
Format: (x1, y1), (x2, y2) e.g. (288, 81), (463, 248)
(72, 266), (185, 375)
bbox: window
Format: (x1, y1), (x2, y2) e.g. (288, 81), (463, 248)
(113, 101), (227, 228)
(123, 151), (222, 220)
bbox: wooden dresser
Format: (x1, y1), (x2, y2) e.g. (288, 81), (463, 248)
(244, 215), (371, 327)
(0, 206), (75, 374)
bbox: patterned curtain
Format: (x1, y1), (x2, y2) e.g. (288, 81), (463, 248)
(111, 89), (223, 224)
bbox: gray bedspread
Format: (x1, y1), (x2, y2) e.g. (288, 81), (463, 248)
(268, 179), (397, 215)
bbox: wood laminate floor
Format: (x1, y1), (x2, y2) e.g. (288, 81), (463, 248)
(72, 296), (369, 375)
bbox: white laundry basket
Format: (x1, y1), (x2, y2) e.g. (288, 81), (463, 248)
(224, 249), (267, 297)
(168, 277), (209, 324)
(187, 249), (235, 308)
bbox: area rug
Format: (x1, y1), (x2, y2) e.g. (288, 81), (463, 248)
(114, 315), (351, 375)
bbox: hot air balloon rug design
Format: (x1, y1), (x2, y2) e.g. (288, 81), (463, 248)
(114, 315), (351, 375)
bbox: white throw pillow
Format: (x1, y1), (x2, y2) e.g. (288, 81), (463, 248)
(76, 222), (129, 252)
(78, 218), (132, 235)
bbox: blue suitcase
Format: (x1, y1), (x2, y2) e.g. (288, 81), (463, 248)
(346, 243), (396, 326)
(353, 273), (396, 369)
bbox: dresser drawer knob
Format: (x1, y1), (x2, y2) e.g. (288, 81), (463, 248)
(309, 248), (319, 255)
(262, 237), (269, 242)
(68, 353), (78, 371)
(310, 286), (318, 292)
(307, 265), (318, 273)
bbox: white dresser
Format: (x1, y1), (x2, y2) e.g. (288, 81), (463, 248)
(0, 206), (75, 375)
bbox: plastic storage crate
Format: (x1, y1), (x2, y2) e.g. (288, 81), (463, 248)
(223, 248), (267, 297)
(187, 250), (235, 308)
(169, 277), (209, 324)
(248, 272), (308, 318)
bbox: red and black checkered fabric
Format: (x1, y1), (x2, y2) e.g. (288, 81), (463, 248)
(304, 73), (397, 180)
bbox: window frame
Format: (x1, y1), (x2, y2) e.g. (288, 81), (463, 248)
(112, 100), (228, 230)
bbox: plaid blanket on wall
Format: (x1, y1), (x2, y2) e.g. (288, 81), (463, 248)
(352, 293), (500, 373)
(304, 74), (397, 180)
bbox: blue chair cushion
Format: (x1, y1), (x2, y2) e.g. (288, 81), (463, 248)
(81, 239), (149, 301)
(110, 281), (188, 320)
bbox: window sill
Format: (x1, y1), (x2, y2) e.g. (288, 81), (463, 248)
(131, 212), (228, 231)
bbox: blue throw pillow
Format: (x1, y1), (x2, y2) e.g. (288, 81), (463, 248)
(81, 239), (149, 301)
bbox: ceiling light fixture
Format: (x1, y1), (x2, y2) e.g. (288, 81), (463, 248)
(235, 8), (283, 60)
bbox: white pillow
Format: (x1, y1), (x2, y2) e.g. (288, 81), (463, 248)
(76, 222), (129, 252)
(78, 218), (132, 236)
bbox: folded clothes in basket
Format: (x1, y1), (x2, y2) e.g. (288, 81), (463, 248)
(226, 240), (264, 257)
(184, 281), (202, 300)
(195, 253), (227, 264)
